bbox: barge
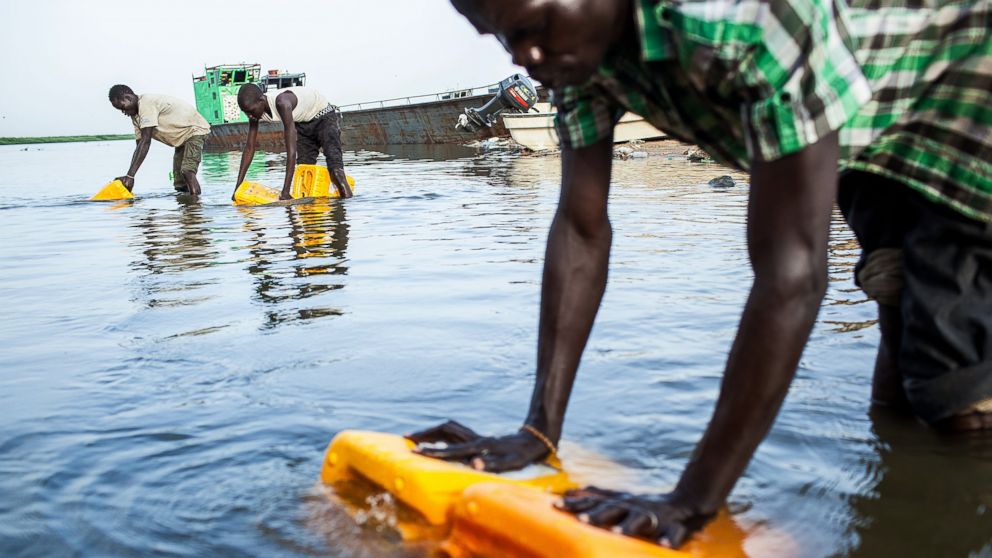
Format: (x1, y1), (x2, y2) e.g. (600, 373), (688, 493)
(193, 63), (527, 151)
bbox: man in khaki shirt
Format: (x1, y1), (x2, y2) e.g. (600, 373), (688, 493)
(108, 84), (211, 196)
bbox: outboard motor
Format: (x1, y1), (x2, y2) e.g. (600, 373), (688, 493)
(456, 74), (538, 133)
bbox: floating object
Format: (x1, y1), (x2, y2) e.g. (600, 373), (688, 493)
(291, 164), (355, 199)
(232, 181), (282, 205)
(707, 175), (735, 188)
(443, 483), (692, 558)
(319, 431), (760, 557)
(233, 166), (356, 206)
(90, 179), (134, 201)
(320, 430), (574, 526)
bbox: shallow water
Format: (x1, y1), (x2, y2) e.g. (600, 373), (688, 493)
(0, 141), (989, 557)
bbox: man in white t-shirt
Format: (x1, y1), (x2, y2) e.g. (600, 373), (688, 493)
(234, 83), (352, 201)
(108, 84), (211, 196)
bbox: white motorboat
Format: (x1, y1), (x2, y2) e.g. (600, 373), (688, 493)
(501, 103), (665, 151)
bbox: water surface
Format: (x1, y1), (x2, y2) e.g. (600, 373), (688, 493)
(0, 140), (989, 557)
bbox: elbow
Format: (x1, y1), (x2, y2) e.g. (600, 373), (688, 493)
(559, 209), (612, 245)
(752, 259), (827, 310)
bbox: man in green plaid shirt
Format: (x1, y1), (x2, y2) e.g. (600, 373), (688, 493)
(411, 0), (992, 546)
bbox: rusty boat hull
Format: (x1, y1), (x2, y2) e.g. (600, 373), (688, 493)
(204, 93), (512, 152)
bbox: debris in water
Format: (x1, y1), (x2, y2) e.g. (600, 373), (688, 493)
(708, 175), (735, 188)
(685, 147), (711, 162)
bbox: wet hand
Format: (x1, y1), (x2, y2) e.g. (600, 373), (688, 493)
(116, 176), (134, 191)
(558, 487), (713, 549)
(405, 420), (551, 473)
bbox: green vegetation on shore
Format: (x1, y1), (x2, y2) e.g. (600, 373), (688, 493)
(0, 134), (133, 146)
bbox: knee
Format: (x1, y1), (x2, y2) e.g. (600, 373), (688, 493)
(858, 248), (903, 306)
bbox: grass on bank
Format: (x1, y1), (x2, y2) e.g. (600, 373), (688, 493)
(0, 134), (133, 146)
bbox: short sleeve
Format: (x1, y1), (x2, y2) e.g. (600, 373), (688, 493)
(136, 99), (160, 129)
(553, 82), (624, 150)
(739, 0), (872, 161)
(662, 0), (873, 161)
(741, 3), (871, 161)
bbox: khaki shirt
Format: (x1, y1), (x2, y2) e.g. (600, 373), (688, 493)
(132, 94), (210, 147)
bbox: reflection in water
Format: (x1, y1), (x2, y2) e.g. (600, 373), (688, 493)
(240, 202), (350, 330)
(848, 410), (992, 557)
(200, 150), (272, 184)
(363, 144), (479, 162)
(5, 141), (992, 557)
(128, 205), (219, 309)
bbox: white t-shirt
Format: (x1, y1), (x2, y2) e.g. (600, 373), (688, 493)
(260, 87), (330, 123)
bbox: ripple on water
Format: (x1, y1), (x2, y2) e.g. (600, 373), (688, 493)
(0, 142), (989, 557)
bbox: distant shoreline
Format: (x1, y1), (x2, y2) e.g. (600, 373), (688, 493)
(0, 134), (133, 146)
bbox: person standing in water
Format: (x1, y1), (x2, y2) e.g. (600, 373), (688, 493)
(410, 0), (992, 548)
(108, 84), (210, 196)
(234, 83), (353, 201)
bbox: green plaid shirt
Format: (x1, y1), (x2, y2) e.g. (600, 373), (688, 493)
(555, 0), (992, 222)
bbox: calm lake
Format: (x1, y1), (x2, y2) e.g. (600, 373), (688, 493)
(0, 140), (989, 557)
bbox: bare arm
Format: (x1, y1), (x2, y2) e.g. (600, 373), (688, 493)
(411, 136), (614, 470)
(525, 137), (614, 442)
(233, 119), (260, 200)
(275, 92), (299, 200)
(559, 132), (842, 547)
(117, 127), (153, 191)
(673, 131), (839, 513)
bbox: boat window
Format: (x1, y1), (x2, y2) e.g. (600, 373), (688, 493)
(234, 70), (246, 83)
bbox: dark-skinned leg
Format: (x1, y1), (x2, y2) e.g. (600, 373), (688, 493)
(182, 170), (201, 196)
(330, 168), (352, 199)
(871, 303), (911, 411)
(322, 112), (351, 199)
(173, 146), (189, 193)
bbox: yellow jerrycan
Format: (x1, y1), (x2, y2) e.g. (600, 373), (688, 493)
(90, 179), (134, 201)
(232, 181), (281, 205)
(320, 430), (573, 526)
(291, 164), (356, 198)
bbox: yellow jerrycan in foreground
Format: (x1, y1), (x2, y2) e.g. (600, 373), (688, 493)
(319, 430), (756, 558)
(321, 431), (574, 526)
(90, 179), (134, 201)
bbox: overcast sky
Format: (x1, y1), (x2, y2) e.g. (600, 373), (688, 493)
(0, 0), (521, 137)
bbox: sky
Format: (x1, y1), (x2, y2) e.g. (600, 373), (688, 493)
(0, 0), (521, 137)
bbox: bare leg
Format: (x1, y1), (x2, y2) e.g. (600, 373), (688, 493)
(331, 168), (353, 199)
(182, 170), (201, 197)
(871, 303), (911, 411)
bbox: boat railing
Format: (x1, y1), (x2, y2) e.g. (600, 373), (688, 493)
(338, 83), (499, 111)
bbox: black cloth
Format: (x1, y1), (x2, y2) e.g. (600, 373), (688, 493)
(838, 171), (992, 423)
(296, 111), (343, 170)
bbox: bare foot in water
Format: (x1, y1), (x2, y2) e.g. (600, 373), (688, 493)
(937, 401), (992, 432)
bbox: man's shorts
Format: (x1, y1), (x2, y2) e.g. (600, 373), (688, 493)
(173, 134), (205, 189)
(838, 171), (992, 424)
(296, 110), (344, 170)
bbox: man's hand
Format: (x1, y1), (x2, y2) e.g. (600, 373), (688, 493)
(279, 188), (293, 201)
(406, 420), (551, 472)
(558, 487), (713, 549)
(116, 176), (135, 191)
